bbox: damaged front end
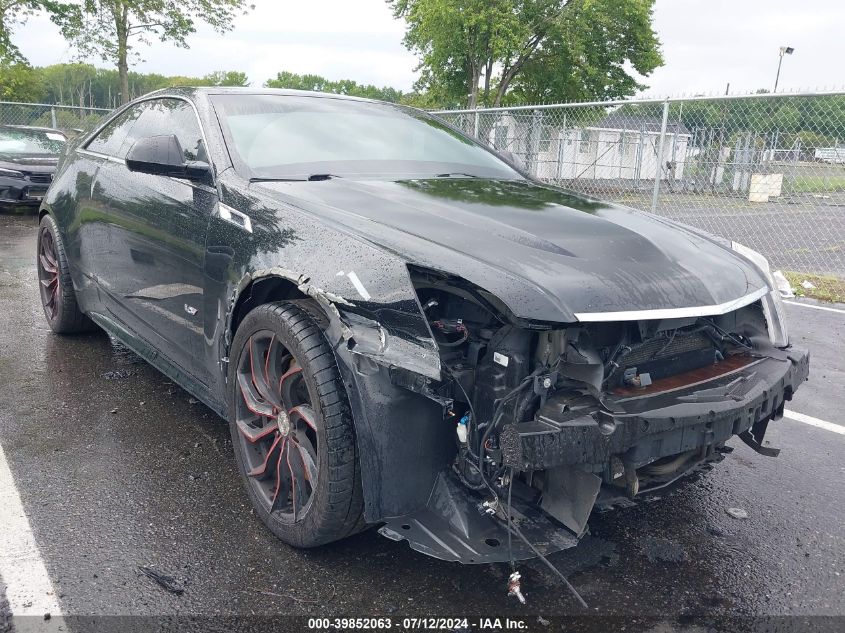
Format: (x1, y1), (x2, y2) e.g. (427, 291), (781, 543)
(376, 266), (809, 564)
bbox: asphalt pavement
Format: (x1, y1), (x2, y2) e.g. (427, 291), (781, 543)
(597, 190), (845, 279)
(1, 214), (843, 632)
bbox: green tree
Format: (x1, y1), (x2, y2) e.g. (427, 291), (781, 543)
(203, 69), (249, 86)
(389, 0), (663, 108)
(1, 0), (39, 62)
(1, 1), (75, 63)
(0, 61), (42, 100)
(55, 0), (254, 105)
(264, 70), (403, 103)
(41, 62), (96, 106)
(398, 91), (441, 109)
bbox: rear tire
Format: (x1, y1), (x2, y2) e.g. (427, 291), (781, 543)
(228, 301), (365, 547)
(37, 214), (95, 334)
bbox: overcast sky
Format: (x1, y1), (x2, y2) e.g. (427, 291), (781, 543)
(13, 0), (845, 98)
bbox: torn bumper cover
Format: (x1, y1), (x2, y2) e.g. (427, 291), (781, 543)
(380, 346), (809, 564)
(500, 348), (809, 471)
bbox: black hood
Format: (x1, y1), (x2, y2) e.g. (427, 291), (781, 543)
(254, 178), (768, 322)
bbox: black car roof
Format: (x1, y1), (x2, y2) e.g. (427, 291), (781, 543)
(142, 86), (384, 105)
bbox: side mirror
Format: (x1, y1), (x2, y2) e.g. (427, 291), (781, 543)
(125, 134), (212, 183)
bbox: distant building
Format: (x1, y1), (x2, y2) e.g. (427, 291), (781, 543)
(814, 147), (845, 164)
(486, 112), (692, 183)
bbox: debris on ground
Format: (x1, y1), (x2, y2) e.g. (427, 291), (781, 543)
(726, 507), (749, 520)
(137, 566), (185, 595)
(188, 398), (199, 405)
(110, 408), (118, 414)
(801, 280), (816, 290)
(243, 585), (335, 604)
(772, 270), (795, 298)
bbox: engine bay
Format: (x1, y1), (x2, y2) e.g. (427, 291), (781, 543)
(407, 266), (781, 538)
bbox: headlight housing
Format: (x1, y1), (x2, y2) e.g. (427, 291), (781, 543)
(0, 168), (25, 179)
(731, 241), (789, 347)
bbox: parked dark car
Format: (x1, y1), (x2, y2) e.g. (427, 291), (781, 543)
(0, 125), (67, 209)
(38, 89), (808, 569)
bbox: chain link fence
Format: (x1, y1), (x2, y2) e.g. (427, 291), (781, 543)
(2, 96), (843, 300)
(0, 101), (110, 137)
(433, 91), (845, 301)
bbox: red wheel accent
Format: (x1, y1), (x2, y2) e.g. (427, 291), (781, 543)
(236, 418), (277, 443)
(289, 405), (318, 431)
(271, 438), (288, 507)
(237, 372), (274, 418)
(279, 365), (303, 407)
(247, 434), (282, 477)
(247, 335), (284, 411)
(293, 440), (318, 483)
(285, 442), (298, 520)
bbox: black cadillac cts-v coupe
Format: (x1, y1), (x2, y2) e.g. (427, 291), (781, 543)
(38, 88), (808, 566)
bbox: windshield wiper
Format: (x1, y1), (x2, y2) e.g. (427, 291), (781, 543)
(434, 172), (480, 178)
(250, 174), (343, 183)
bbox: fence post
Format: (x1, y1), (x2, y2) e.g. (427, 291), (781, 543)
(50, 107), (57, 129)
(473, 110), (480, 139)
(555, 112), (567, 181)
(651, 98), (670, 212)
(530, 109), (542, 176)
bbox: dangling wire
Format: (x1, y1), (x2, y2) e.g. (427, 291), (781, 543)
(507, 468), (515, 572)
(508, 521), (590, 609)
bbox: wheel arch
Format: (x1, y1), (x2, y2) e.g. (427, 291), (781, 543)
(229, 275), (324, 338)
(224, 272), (452, 524)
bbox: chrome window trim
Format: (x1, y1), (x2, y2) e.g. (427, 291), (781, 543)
(573, 286), (769, 322)
(77, 148), (125, 165)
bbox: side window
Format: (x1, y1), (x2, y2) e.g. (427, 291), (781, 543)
(85, 104), (144, 158)
(123, 98), (206, 162)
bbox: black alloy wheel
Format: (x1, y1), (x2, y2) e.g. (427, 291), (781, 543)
(229, 301), (365, 547)
(37, 214), (95, 334)
(37, 224), (60, 320)
(234, 329), (319, 520)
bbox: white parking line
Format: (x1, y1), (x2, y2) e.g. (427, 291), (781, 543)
(0, 442), (62, 618)
(783, 409), (845, 435)
(783, 300), (845, 315)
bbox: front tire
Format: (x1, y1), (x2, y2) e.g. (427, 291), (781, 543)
(37, 214), (95, 334)
(228, 301), (365, 547)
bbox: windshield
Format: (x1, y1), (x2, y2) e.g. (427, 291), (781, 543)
(211, 94), (521, 181)
(0, 128), (66, 156)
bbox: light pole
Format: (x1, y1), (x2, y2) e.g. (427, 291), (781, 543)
(774, 46), (794, 93)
